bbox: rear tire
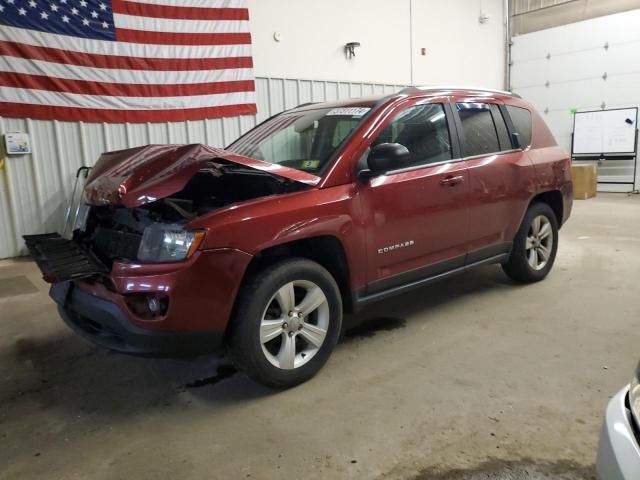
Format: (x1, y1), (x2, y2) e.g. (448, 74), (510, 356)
(229, 258), (342, 389)
(502, 202), (559, 283)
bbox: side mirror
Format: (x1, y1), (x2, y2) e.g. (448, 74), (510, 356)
(361, 143), (410, 178)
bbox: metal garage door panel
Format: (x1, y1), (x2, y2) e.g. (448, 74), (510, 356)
(540, 15), (608, 53)
(606, 43), (640, 76)
(544, 110), (574, 151)
(603, 8), (640, 45)
(547, 78), (605, 111)
(604, 75), (640, 108)
(548, 49), (606, 84)
(511, 57), (548, 88)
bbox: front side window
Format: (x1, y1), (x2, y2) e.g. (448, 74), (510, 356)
(372, 103), (452, 168)
(227, 106), (371, 173)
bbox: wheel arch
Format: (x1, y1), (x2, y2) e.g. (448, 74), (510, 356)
(529, 189), (563, 228)
(237, 235), (354, 316)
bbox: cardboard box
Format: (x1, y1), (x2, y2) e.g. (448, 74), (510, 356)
(571, 163), (597, 200)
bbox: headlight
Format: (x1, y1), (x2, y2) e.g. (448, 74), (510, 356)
(137, 224), (205, 263)
(629, 364), (640, 426)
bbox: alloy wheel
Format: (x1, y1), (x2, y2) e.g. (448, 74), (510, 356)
(260, 280), (330, 370)
(526, 214), (554, 271)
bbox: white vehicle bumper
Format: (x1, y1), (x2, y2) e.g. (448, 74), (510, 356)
(597, 386), (640, 480)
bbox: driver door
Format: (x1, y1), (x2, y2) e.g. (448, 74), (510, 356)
(358, 100), (470, 295)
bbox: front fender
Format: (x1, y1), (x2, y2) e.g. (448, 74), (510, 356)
(190, 184), (367, 290)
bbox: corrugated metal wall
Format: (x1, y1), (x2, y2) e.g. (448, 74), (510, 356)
(0, 76), (407, 259)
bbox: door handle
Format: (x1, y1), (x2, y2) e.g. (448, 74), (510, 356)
(440, 175), (465, 187)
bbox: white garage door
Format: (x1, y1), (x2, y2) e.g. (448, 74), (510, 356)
(510, 9), (640, 192)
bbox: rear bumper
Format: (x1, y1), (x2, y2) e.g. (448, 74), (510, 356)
(52, 282), (223, 356)
(596, 386), (640, 480)
(561, 181), (573, 226)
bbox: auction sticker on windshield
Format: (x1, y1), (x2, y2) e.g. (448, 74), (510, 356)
(326, 107), (371, 117)
(301, 160), (321, 169)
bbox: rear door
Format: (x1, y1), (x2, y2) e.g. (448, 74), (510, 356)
(358, 99), (471, 295)
(453, 101), (536, 263)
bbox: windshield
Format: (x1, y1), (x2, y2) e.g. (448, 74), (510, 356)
(227, 106), (371, 174)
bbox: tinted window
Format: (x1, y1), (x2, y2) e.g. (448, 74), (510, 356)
(332, 118), (360, 147)
(506, 105), (533, 148)
(373, 103), (452, 167)
(457, 103), (500, 156)
(490, 105), (512, 150)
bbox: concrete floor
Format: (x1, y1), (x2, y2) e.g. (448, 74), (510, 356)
(1, 193), (639, 479)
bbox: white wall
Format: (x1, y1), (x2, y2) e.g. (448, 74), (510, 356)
(249, 0), (505, 87)
(511, 8), (640, 192)
(249, 0), (411, 84)
(0, 1), (507, 259)
(411, 0), (505, 88)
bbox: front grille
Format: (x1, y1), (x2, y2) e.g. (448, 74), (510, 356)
(92, 227), (142, 262)
(23, 233), (109, 283)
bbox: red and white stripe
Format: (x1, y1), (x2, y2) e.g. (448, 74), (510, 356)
(0, 0), (256, 123)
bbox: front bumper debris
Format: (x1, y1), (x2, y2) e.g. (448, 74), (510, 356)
(23, 233), (109, 283)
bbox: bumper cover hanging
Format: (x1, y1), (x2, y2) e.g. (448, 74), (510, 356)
(23, 233), (109, 283)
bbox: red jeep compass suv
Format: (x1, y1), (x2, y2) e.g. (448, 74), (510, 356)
(25, 87), (573, 388)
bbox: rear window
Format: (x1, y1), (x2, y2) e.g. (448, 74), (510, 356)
(506, 105), (533, 148)
(456, 103), (501, 156)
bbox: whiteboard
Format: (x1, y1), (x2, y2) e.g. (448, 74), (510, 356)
(572, 108), (638, 155)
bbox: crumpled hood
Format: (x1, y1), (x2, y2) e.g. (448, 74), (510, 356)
(84, 144), (321, 208)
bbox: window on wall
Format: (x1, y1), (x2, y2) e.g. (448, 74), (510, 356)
(506, 105), (533, 148)
(372, 103), (452, 168)
(457, 103), (515, 156)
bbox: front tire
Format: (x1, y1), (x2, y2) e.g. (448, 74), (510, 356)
(502, 202), (559, 283)
(229, 258), (342, 389)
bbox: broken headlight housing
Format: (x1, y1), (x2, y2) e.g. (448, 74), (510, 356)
(137, 224), (205, 263)
(630, 364), (640, 427)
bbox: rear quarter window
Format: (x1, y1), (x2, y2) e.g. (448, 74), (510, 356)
(506, 105), (533, 148)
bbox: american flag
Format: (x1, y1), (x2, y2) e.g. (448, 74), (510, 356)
(0, 0), (256, 122)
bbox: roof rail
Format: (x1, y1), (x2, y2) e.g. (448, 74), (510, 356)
(295, 102), (319, 108)
(398, 85), (521, 99)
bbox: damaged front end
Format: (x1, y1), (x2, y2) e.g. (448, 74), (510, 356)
(25, 144), (319, 282)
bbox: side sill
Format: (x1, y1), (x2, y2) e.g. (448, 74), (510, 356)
(353, 253), (510, 310)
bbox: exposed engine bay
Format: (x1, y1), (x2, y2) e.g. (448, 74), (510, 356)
(79, 161), (307, 266)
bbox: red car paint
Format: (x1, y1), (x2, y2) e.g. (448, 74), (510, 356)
(51, 88), (574, 349)
(84, 143), (320, 208)
(81, 248), (252, 333)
